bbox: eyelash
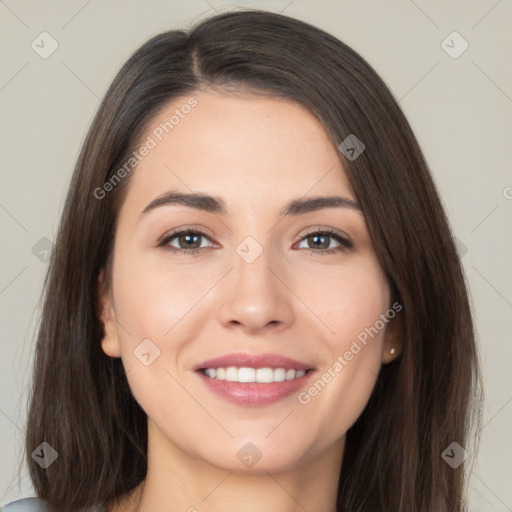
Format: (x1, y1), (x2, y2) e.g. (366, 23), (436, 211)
(157, 227), (353, 257)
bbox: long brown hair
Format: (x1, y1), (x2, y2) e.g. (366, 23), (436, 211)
(24, 9), (483, 512)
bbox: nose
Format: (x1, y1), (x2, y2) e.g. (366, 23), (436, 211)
(217, 242), (294, 335)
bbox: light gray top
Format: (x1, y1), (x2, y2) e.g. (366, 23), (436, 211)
(1, 499), (49, 511)
(1, 498), (105, 511)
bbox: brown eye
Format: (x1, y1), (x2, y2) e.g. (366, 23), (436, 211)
(296, 230), (353, 255)
(159, 229), (214, 254)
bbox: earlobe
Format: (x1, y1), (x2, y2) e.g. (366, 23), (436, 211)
(382, 344), (401, 364)
(100, 324), (122, 358)
(382, 310), (403, 364)
(97, 270), (122, 358)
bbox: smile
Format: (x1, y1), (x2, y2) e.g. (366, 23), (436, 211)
(196, 367), (316, 406)
(200, 367), (309, 383)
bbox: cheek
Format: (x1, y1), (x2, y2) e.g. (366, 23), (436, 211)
(292, 258), (390, 435)
(111, 249), (206, 341)
(109, 255), (199, 419)
(300, 257), (390, 352)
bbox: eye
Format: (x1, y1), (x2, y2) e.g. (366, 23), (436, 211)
(158, 227), (353, 256)
(158, 228), (216, 255)
(295, 229), (353, 255)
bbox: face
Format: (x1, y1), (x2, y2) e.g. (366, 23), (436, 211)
(99, 89), (401, 474)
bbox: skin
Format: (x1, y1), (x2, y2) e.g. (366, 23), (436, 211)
(99, 89), (402, 512)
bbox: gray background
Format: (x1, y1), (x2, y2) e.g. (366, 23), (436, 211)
(1, 0), (511, 509)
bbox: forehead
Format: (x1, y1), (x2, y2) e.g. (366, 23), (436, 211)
(121, 90), (356, 216)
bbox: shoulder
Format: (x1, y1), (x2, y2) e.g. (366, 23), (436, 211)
(1, 498), (106, 512)
(1, 498), (50, 511)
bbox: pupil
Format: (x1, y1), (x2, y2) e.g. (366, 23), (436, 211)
(310, 234), (328, 249)
(181, 234), (199, 248)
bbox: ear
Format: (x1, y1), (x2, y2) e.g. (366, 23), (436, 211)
(381, 306), (403, 364)
(97, 269), (122, 358)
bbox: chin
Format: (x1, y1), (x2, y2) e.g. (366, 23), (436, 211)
(199, 440), (308, 474)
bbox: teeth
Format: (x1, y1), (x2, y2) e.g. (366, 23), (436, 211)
(202, 367), (307, 383)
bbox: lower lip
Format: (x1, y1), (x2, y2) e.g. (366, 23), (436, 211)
(196, 370), (316, 406)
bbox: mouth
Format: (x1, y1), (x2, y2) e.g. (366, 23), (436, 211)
(198, 366), (314, 383)
(194, 351), (314, 369)
(193, 352), (317, 406)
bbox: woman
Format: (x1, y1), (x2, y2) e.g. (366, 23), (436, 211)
(2, 8), (483, 512)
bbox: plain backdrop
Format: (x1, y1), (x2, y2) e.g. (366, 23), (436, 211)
(1, 0), (511, 509)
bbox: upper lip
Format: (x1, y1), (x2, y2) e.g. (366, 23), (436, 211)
(193, 352), (315, 371)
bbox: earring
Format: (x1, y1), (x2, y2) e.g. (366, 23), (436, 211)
(390, 347), (396, 355)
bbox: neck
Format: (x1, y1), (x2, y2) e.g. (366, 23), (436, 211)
(110, 419), (345, 512)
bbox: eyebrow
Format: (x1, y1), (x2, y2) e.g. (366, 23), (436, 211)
(140, 190), (362, 219)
